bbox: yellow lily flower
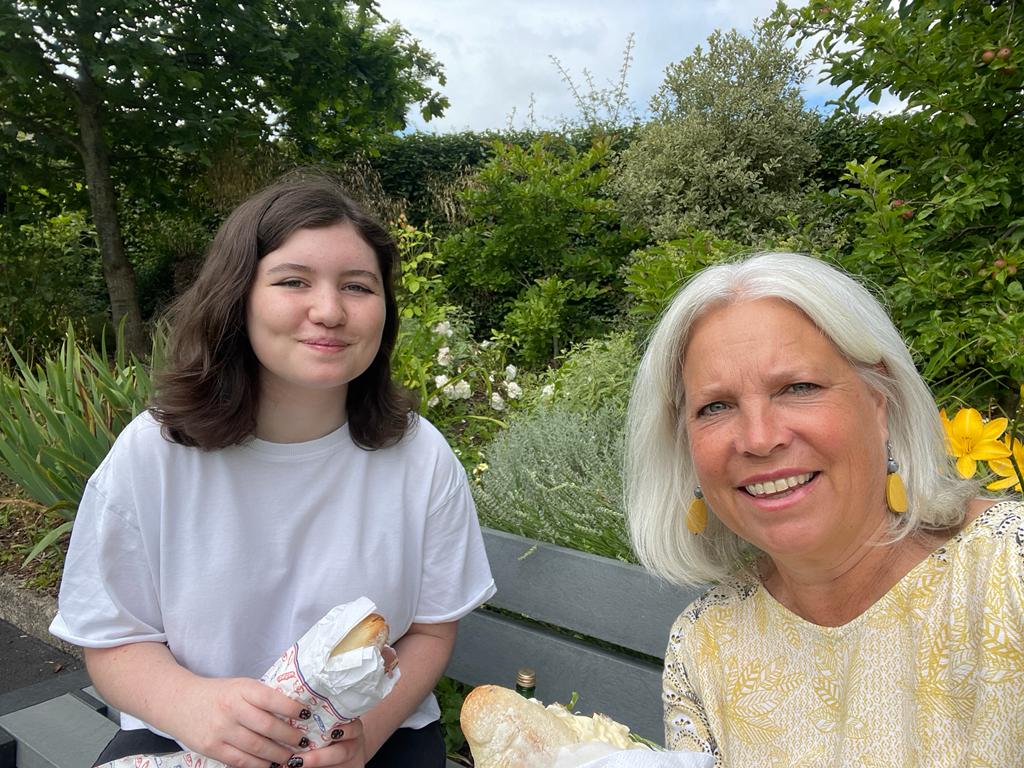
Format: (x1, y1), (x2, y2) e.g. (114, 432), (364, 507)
(940, 407), (1010, 478)
(986, 436), (1023, 493)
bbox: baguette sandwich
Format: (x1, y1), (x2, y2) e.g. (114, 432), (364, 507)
(330, 611), (397, 673)
(94, 600), (399, 768)
(330, 612), (388, 655)
(460, 684), (648, 768)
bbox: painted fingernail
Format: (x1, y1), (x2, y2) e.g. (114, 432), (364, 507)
(288, 758), (303, 768)
(298, 737), (309, 748)
(298, 708), (311, 720)
(331, 728), (344, 740)
(270, 763), (281, 768)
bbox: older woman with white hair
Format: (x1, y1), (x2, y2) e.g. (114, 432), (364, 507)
(625, 252), (1023, 766)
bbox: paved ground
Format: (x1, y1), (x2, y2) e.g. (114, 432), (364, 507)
(0, 617), (83, 695)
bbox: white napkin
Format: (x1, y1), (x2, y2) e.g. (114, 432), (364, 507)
(553, 742), (715, 768)
(95, 597), (398, 768)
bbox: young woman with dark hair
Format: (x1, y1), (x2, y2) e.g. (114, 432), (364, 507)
(50, 175), (496, 768)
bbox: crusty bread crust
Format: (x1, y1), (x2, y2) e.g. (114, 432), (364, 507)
(461, 685), (578, 768)
(329, 613), (388, 657)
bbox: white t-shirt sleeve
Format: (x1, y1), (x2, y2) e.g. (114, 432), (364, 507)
(50, 459), (166, 648)
(412, 456), (496, 623)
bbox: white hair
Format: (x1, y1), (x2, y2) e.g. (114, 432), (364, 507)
(625, 252), (978, 587)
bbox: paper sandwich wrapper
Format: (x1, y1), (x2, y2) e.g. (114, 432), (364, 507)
(95, 597), (399, 768)
(552, 744), (715, 768)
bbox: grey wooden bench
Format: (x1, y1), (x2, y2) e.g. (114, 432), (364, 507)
(0, 527), (702, 766)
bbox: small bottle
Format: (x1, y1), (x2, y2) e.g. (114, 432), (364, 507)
(515, 667), (536, 699)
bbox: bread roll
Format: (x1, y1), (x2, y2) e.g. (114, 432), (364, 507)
(461, 685), (579, 768)
(329, 613), (388, 656)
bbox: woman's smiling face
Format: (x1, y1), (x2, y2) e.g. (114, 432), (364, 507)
(682, 298), (890, 571)
(246, 221), (386, 406)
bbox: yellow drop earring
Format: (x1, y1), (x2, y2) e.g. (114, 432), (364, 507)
(885, 440), (908, 514)
(686, 487), (708, 534)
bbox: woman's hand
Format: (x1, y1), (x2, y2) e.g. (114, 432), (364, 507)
(83, 643), (309, 768)
(289, 718), (366, 768)
(167, 675), (311, 767)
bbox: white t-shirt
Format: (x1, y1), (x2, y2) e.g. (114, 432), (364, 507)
(51, 411), (496, 736)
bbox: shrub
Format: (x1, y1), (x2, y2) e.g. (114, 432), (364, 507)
(836, 158), (1023, 404)
(610, 21), (821, 244)
(500, 276), (609, 367)
(0, 326), (155, 562)
(391, 219), (456, 400)
(438, 136), (646, 364)
(535, 331), (640, 415)
(389, 219), (531, 466)
(474, 333), (641, 561)
(473, 401), (632, 562)
(369, 132), (497, 228)
(621, 231), (747, 328)
(0, 210), (108, 360)
(810, 110), (886, 192)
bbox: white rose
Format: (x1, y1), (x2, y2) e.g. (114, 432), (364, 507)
(434, 374), (450, 388)
(541, 383), (555, 399)
(505, 364), (517, 381)
(490, 392), (506, 411)
(432, 320), (453, 337)
(436, 346), (452, 366)
(453, 380), (472, 399)
(506, 381), (523, 400)
(427, 396), (439, 408)
(443, 384), (455, 398)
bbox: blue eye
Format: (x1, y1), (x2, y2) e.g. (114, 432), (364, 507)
(788, 382), (819, 394)
(274, 279), (306, 288)
(698, 401), (728, 417)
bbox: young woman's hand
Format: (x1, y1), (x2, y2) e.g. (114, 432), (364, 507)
(83, 643), (312, 768)
(168, 675), (311, 767)
(287, 718), (366, 768)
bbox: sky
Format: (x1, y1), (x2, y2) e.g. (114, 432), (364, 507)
(373, 0), (878, 134)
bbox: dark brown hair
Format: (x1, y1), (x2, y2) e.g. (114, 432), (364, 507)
(151, 173), (415, 450)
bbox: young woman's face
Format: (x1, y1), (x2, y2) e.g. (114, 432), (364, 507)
(682, 298), (890, 573)
(246, 221), (385, 404)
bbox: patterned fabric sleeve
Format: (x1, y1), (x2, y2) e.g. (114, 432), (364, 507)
(663, 612), (721, 765)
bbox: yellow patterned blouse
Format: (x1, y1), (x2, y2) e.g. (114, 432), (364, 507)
(663, 500), (1024, 767)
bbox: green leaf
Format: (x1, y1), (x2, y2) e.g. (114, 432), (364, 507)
(180, 70), (202, 89)
(22, 519), (74, 566)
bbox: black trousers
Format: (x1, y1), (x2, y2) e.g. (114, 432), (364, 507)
(93, 721), (446, 767)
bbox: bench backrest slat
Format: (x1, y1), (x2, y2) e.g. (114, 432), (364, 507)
(481, 528), (702, 658)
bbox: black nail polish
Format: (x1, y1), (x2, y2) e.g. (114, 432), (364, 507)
(298, 737), (309, 748)
(331, 728), (344, 740)
(270, 763), (281, 768)
(298, 708), (311, 720)
(288, 758), (303, 768)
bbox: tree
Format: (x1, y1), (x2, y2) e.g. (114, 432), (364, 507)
(786, 0), (1022, 243)
(0, 0), (447, 354)
(784, 0), (1024, 403)
(610, 21), (820, 244)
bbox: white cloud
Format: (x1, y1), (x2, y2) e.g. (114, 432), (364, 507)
(377, 0), (800, 133)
